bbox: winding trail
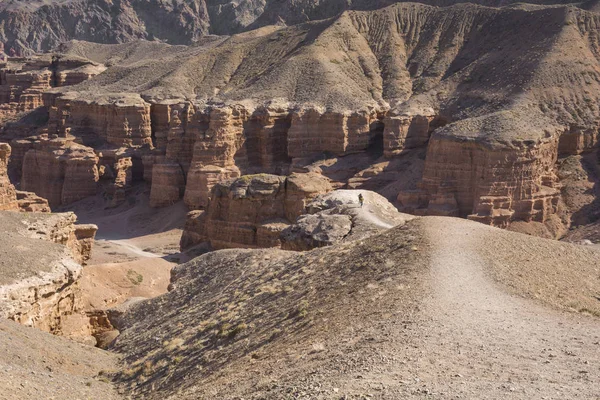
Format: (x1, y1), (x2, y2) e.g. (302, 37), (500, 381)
(412, 217), (600, 397)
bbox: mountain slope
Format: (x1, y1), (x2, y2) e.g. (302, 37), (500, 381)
(110, 216), (600, 399)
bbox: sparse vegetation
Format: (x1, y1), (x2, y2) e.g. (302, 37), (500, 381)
(126, 269), (144, 285)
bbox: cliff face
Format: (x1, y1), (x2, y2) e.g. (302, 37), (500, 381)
(0, 211), (97, 335)
(398, 135), (561, 228)
(180, 173), (332, 250)
(0, 142), (17, 210)
(21, 137), (99, 208)
(45, 92), (152, 146)
(0, 142), (51, 212)
(0, 56), (105, 123)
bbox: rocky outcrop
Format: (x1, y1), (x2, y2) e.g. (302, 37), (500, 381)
(15, 190), (51, 212)
(281, 190), (412, 251)
(149, 162), (186, 208)
(398, 135), (561, 228)
(97, 148), (137, 207)
(0, 142), (52, 212)
(382, 111), (443, 157)
(180, 172), (332, 250)
(0, 143), (17, 210)
(44, 92), (152, 146)
(18, 211), (98, 264)
(0, 211), (97, 335)
(21, 137), (99, 208)
(0, 56), (104, 122)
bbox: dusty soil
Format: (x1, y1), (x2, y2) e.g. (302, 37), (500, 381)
(107, 215), (600, 399)
(54, 185), (188, 345)
(0, 318), (122, 400)
(0, 212), (69, 285)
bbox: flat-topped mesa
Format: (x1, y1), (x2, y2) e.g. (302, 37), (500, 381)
(21, 137), (99, 208)
(180, 172), (332, 250)
(0, 143), (18, 210)
(398, 134), (561, 228)
(44, 92), (152, 146)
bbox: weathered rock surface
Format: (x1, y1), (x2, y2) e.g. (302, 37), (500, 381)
(398, 132), (561, 228)
(0, 211), (97, 335)
(0, 142), (17, 210)
(180, 172), (332, 250)
(1, 142), (52, 212)
(0, 55), (105, 123)
(45, 92), (152, 146)
(21, 137), (99, 208)
(15, 189), (51, 212)
(281, 189), (412, 250)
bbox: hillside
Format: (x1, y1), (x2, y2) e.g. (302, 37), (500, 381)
(0, 318), (122, 400)
(110, 217), (600, 399)
(0, 0), (592, 55)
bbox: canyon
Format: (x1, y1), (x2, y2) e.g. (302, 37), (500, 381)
(2, 3), (600, 239)
(0, 0), (600, 399)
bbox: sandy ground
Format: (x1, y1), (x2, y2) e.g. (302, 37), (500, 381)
(55, 185), (189, 344)
(408, 218), (600, 398)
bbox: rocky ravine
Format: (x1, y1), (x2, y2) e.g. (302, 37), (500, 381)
(3, 3), (600, 240)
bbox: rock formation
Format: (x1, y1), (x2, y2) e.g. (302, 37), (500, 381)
(0, 211), (97, 335)
(2, 2), (600, 237)
(398, 133), (562, 228)
(281, 189), (412, 251)
(180, 172), (332, 250)
(21, 137), (100, 208)
(0, 142), (17, 210)
(0, 142), (51, 212)
(0, 55), (105, 122)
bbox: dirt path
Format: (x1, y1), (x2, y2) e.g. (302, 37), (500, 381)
(414, 217), (600, 398)
(101, 239), (162, 259)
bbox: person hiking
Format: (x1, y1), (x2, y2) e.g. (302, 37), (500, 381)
(358, 193), (364, 207)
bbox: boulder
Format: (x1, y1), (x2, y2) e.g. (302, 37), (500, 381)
(281, 189), (413, 251)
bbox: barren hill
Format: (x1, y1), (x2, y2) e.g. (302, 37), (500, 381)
(110, 217), (600, 399)
(0, 318), (121, 400)
(0, 0), (591, 55)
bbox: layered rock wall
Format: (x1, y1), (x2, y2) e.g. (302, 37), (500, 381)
(0, 56), (104, 121)
(383, 112), (440, 157)
(398, 135), (561, 228)
(0, 211), (97, 335)
(21, 138), (99, 208)
(180, 173), (332, 250)
(0, 143), (17, 210)
(45, 94), (153, 146)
